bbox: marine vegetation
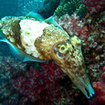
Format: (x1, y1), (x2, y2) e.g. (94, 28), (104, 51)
(54, 0), (87, 18)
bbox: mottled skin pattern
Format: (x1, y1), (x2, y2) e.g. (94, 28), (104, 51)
(35, 26), (69, 60)
(51, 37), (94, 98)
(0, 16), (94, 98)
(0, 16), (27, 50)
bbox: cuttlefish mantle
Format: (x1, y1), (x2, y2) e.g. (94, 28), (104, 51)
(0, 13), (94, 98)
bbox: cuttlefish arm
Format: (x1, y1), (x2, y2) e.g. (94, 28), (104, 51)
(51, 36), (95, 98)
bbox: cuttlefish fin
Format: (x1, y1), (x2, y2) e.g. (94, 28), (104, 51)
(26, 11), (45, 21)
(0, 37), (46, 63)
(0, 30), (6, 39)
(26, 12), (63, 30)
(44, 16), (63, 30)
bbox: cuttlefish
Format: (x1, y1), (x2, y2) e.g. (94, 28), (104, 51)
(0, 12), (94, 98)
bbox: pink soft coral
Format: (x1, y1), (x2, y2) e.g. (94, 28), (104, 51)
(90, 66), (105, 105)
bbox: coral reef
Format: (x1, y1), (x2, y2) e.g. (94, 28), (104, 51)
(81, 0), (105, 13)
(54, 14), (91, 40)
(10, 61), (64, 105)
(0, 56), (26, 104)
(90, 67), (105, 105)
(82, 11), (105, 82)
(54, 0), (87, 18)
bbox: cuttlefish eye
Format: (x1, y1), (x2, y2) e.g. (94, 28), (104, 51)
(54, 41), (70, 58)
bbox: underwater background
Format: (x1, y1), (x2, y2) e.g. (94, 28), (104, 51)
(0, 0), (105, 105)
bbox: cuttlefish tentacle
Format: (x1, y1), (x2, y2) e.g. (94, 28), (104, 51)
(0, 15), (94, 98)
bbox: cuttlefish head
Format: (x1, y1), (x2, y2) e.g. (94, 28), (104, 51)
(51, 36), (94, 98)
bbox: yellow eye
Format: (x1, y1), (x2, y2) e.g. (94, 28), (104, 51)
(58, 44), (68, 54)
(59, 46), (66, 53)
(53, 40), (72, 58)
